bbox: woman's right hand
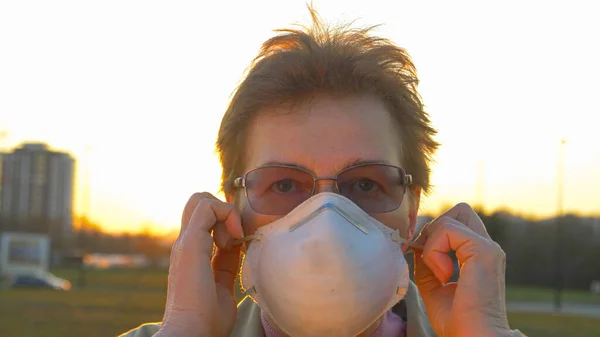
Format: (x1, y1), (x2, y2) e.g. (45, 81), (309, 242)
(156, 193), (244, 337)
(413, 203), (511, 337)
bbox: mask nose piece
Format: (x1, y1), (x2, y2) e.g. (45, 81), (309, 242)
(289, 203), (368, 234)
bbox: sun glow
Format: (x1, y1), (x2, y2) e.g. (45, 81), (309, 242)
(1, 0), (598, 234)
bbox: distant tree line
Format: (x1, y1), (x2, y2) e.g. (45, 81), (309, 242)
(477, 211), (600, 291)
(73, 217), (173, 267)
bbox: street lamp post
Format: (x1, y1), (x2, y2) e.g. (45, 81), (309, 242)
(476, 161), (485, 212)
(554, 138), (566, 311)
(77, 145), (92, 288)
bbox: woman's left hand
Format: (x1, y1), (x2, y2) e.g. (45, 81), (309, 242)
(413, 203), (512, 337)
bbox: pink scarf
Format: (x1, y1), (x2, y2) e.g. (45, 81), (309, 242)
(260, 310), (406, 337)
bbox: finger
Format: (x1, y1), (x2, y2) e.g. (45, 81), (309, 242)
(172, 192), (211, 268)
(167, 228), (218, 316)
(421, 217), (494, 283)
(213, 222), (232, 250)
(187, 198), (244, 242)
(181, 192), (219, 233)
(212, 245), (242, 292)
(414, 251), (443, 295)
(436, 202), (489, 239)
(414, 202), (488, 249)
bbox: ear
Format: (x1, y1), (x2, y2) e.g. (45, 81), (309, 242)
(408, 187), (421, 240)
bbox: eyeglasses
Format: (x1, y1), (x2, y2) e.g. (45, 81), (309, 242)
(234, 163), (412, 215)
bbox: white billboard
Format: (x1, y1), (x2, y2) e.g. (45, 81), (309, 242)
(0, 232), (50, 276)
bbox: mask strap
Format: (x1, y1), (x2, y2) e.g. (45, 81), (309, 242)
(391, 229), (424, 255)
(232, 234), (262, 246)
(231, 234), (262, 297)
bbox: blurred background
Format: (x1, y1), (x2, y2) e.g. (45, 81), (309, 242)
(0, 0), (598, 336)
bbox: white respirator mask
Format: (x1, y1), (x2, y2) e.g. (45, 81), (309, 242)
(238, 192), (411, 337)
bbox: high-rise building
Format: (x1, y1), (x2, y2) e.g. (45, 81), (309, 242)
(0, 143), (75, 238)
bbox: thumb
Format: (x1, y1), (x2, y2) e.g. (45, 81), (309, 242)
(414, 252), (443, 298)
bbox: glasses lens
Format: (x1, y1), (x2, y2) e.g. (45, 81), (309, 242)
(244, 166), (314, 215)
(337, 164), (406, 213)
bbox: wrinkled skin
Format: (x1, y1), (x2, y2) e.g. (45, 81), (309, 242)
(156, 96), (511, 337)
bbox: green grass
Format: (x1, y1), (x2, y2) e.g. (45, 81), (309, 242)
(507, 285), (600, 305)
(0, 269), (167, 337)
(507, 312), (600, 337)
(0, 268), (598, 337)
(52, 268), (168, 290)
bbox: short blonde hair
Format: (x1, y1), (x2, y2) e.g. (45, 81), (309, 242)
(217, 8), (438, 196)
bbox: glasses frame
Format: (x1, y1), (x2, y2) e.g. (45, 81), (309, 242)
(233, 163), (413, 215)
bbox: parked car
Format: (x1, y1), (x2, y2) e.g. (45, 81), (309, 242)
(11, 272), (71, 291)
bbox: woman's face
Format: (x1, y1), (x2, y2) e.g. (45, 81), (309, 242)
(229, 95), (420, 240)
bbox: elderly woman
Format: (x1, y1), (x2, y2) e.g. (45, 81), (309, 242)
(120, 10), (525, 337)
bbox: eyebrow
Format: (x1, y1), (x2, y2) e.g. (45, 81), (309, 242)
(259, 158), (393, 173)
(340, 158), (392, 170)
(260, 161), (309, 170)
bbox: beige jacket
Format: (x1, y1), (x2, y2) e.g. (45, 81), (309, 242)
(119, 281), (525, 337)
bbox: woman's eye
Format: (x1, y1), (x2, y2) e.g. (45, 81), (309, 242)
(272, 179), (295, 193)
(356, 179), (378, 192)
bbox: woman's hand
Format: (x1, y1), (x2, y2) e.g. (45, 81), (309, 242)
(156, 193), (244, 337)
(414, 203), (512, 337)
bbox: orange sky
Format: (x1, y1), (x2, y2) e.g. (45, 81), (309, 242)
(1, 0), (599, 234)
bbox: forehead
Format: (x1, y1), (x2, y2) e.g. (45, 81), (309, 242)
(244, 95), (403, 175)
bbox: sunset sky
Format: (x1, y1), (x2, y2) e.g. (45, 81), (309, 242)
(1, 0), (598, 234)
